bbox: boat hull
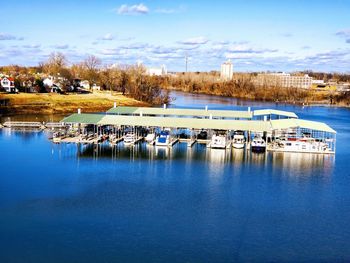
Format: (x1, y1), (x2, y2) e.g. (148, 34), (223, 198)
(251, 146), (266, 153)
(233, 143), (245, 149)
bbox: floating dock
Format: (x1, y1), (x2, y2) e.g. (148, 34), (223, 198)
(1, 105), (336, 154)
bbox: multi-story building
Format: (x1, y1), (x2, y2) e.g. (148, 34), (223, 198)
(255, 73), (313, 89)
(147, 65), (167, 76)
(220, 60), (233, 81)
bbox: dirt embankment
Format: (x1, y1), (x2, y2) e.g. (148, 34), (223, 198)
(0, 92), (148, 115)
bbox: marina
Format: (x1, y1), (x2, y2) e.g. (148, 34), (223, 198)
(0, 91), (348, 263)
(59, 105), (336, 154)
(0, 104), (336, 154)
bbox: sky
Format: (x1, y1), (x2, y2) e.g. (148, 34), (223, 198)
(0, 0), (350, 72)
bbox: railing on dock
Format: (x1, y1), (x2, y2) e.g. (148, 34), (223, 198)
(2, 121), (43, 128)
(1, 121), (64, 129)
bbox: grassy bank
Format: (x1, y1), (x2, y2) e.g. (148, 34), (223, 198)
(0, 92), (147, 115)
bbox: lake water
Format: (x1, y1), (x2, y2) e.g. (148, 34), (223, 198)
(1, 91), (350, 262)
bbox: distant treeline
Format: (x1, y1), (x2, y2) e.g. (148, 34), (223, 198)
(1, 55), (350, 106)
(153, 72), (350, 105)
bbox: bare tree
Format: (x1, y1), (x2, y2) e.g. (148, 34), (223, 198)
(43, 52), (67, 77)
(81, 55), (101, 89)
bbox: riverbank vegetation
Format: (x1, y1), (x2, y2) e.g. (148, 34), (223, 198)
(0, 52), (170, 105)
(1, 53), (350, 111)
(155, 72), (350, 106)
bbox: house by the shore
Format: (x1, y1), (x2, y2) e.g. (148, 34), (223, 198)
(0, 76), (17, 93)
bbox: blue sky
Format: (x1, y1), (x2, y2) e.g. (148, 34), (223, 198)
(1, 0), (350, 72)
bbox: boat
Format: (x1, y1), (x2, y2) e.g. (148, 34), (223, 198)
(251, 136), (266, 152)
(145, 133), (156, 144)
(155, 131), (170, 146)
(210, 134), (227, 149)
(123, 132), (136, 145)
(197, 130), (208, 140)
(232, 131), (245, 149)
(52, 132), (62, 143)
(273, 138), (332, 153)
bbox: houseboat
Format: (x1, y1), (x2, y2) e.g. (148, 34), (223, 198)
(273, 138), (332, 153)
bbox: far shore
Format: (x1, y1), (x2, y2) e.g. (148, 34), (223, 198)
(166, 87), (350, 109)
(0, 91), (148, 115)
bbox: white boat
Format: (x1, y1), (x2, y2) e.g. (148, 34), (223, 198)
(145, 133), (156, 144)
(155, 131), (170, 146)
(251, 137), (266, 152)
(274, 138), (332, 153)
(210, 134), (226, 149)
(232, 132), (245, 149)
(123, 132), (136, 145)
(52, 132), (61, 143)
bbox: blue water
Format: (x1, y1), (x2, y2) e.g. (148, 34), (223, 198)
(1, 91), (350, 262)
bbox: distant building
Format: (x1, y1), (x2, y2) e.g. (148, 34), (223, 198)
(43, 77), (54, 87)
(80, 80), (90, 90)
(220, 60), (233, 81)
(147, 65), (167, 76)
(255, 73), (313, 89)
(0, 76), (16, 92)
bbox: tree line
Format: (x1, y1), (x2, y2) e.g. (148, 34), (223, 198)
(0, 52), (170, 105)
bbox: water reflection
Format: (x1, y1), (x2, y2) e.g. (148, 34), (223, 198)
(271, 152), (335, 178)
(74, 142), (334, 178)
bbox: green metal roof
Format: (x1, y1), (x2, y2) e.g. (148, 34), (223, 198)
(61, 112), (335, 134)
(61, 113), (104, 124)
(99, 115), (271, 132)
(253, 109), (298, 118)
(107, 106), (253, 119)
(270, 119), (336, 133)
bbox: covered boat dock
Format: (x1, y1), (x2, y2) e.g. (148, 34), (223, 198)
(58, 106), (336, 153)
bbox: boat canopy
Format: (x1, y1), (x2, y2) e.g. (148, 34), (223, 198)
(253, 109), (298, 119)
(270, 119), (336, 133)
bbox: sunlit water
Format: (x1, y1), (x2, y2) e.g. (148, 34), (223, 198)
(0, 91), (350, 262)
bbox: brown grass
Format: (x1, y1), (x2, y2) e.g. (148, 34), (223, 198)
(0, 91), (148, 115)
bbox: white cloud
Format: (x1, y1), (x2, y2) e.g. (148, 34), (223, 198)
(22, 44), (41, 49)
(336, 29), (350, 37)
(101, 33), (114, 41)
(117, 3), (149, 15)
(336, 29), (350, 44)
(179, 36), (209, 45)
(53, 44), (69, 49)
(0, 33), (24, 41)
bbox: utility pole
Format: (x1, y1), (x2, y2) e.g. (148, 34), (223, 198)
(185, 53), (188, 73)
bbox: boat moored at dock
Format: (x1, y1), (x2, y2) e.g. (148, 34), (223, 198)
(12, 105), (335, 155)
(155, 131), (170, 146)
(232, 131), (245, 149)
(251, 136), (266, 153)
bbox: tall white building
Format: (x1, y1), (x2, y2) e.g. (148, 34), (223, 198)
(220, 60), (233, 81)
(147, 65), (167, 76)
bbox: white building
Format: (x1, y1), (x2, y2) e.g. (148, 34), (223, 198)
(220, 60), (233, 81)
(147, 65), (167, 76)
(0, 76), (16, 92)
(256, 73), (313, 89)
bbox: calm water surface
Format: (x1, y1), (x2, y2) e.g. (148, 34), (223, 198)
(0, 91), (350, 262)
